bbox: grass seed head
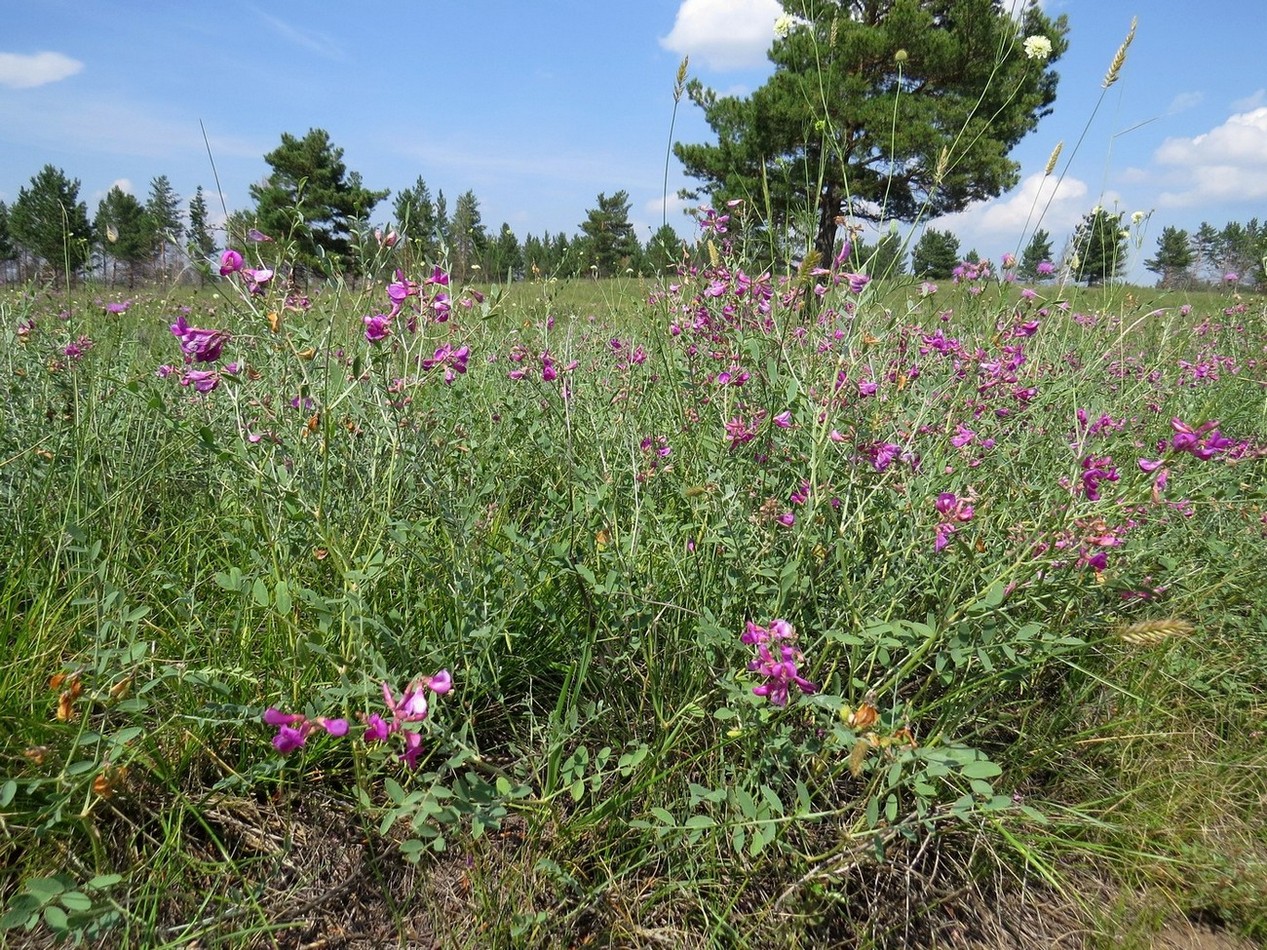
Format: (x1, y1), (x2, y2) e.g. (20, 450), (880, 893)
(1102, 17), (1137, 89)
(1114, 618), (1194, 647)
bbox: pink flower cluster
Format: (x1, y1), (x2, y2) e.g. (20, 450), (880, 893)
(741, 620), (817, 707)
(264, 670), (451, 770)
(934, 491), (975, 552)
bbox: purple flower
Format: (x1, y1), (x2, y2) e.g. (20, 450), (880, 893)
(170, 314), (229, 363)
(363, 313), (392, 343)
(399, 730), (425, 769)
(319, 718), (349, 737)
(743, 620), (817, 706)
(1036, 260), (1055, 276)
(243, 267), (274, 294)
(180, 369), (221, 393)
(247, 228), (273, 243)
(272, 724), (308, 753)
(933, 492), (974, 551)
(422, 669), (453, 695)
(1080, 455), (1119, 501)
(364, 713), (390, 743)
(219, 249), (244, 276)
(104, 300), (132, 314)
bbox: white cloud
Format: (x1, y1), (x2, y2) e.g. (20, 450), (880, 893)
(645, 193), (692, 222)
(935, 172), (1093, 248)
(660, 0), (782, 72)
(1153, 106), (1267, 206)
(0, 51), (83, 89)
(113, 178), (134, 195)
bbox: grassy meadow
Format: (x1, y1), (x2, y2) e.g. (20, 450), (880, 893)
(1, 248), (1266, 947)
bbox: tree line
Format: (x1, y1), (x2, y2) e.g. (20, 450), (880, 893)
(0, 129), (686, 287)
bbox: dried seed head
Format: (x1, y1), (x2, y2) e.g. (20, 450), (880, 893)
(1114, 618), (1194, 647)
(849, 737), (871, 777)
(1044, 140), (1063, 176)
(674, 57), (689, 102)
(1102, 17), (1137, 89)
(934, 146), (950, 185)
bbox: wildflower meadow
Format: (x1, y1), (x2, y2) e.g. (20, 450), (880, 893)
(3, 218), (1266, 946)
(3, 11), (1267, 949)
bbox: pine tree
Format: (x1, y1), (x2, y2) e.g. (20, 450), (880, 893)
(146, 175), (183, 277)
(9, 165), (94, 281)
(646, 223), (684, 275)
(484, 223), (523, 281)
(96, 186), (155, 287)
(911, 227), (960, 278)
(579, 191), (639, 277)
(448, 190), (486, 282)
(1018, 228), (1053, 280)
(248, 128), (388, 274)
(1192, 222), (1220, 283)
(1143, 226), (1194, 289)
(854, 230), (907, 278)
(393, 176), (439, 263)
(676, 1), (1068, 264)
(1071, 208), (1127, 286)
(187, 186), (217, 281)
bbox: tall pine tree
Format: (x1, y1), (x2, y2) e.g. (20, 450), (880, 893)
(10, 165), (94, 282)
(248, 128), (388, 274)
(676, 1), (1069, 264)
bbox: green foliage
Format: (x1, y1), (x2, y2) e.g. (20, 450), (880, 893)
(1071, 206), (1127, 285)
(578, 190), (639, 277)
(145, 174), (183, 277)
(393, 175), (440, 263)
(186, 185), (217, 277)
(911, 226), (960, 278)
(8, 164), (94, 281)
(851, 229), (907, 278)
(645, 223), (684, 275)
(1018, 227), (1053, 280)
(447, 189), (487, 283)
(483, 222), (523, 282)
(247, 127), (389, 274)
(1144, 225), (1195, 289)
(95, 186), (155, 286)
(675, 0), (1069, 262)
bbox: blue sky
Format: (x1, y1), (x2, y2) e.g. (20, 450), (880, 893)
(1, 1), (1264, 282)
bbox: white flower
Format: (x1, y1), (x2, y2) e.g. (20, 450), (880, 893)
(1023, 35), (1053, 62)
(773, 13), (798, 39)
(1130, 210), (1147, 225)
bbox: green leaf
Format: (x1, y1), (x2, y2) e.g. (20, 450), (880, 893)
(0, 894), (40, 930)
(649, 807), (675, 826)
(0, 779), (15, 807)
(960, 759), (1003, 779)
(251, 577), (271, 608)
(86, 874), (122, 890)
(684, 814), (716, 829)
(59, 891), (93, 912)
(274, 579), (292, 615)
(24, 877), (65, 901)
(42, 905), (69, 931)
